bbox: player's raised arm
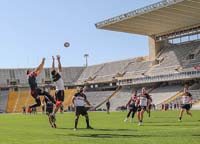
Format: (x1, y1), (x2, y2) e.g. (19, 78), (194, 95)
(35, 58), (45, 75)
(52, 56), (55, 71)
(57, 55), (62, 73)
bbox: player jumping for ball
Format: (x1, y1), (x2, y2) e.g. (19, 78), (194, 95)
(27, 58), (55, 112)
(50, 55), (65, 123)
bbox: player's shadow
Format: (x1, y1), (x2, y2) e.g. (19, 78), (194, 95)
(57, 128), (134, 132)
(67, 133), (148, 138)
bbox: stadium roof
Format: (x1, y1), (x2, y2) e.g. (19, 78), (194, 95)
(95, 0), (200, 37)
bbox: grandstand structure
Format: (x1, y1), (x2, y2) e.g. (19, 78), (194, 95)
(1, 0), (200, 112)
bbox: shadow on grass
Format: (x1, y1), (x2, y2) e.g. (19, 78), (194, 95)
(64, 133), (147, 138)
(57, 128), (135, 132)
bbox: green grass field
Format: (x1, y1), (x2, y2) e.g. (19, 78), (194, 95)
(0, 110), (200, 144)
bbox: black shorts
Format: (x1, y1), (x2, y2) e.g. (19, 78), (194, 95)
(46, 104), (53, 114)
(75, 106), (88, 116)
(129, 105), (138, 112)
(137, 106), (147, 112)
(181, 104), (191, 110)
(31, 88), (46, 99)
(55, 90), (64, 102)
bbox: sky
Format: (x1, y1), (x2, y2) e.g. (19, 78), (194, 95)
(0, 0), (161, 68)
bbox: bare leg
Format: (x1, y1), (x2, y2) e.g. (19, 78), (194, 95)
(186, 110), (192, 117)
(179, 109), (184, 121)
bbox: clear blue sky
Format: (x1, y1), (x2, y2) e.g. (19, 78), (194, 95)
(0, 0), (160, 68)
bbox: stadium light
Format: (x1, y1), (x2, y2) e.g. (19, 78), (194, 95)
(84, 54), (89, 67)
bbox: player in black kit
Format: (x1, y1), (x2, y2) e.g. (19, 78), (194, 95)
(26, 58), (55, 112)
(42, 96), (56, 128)
(72, 87), (93, 131)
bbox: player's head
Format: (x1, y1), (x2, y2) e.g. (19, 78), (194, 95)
(134, 90), (137, 95)
(184, 86), (189, 94)
(26, 69), (31, 75)
(79, 87), (84, 93)
(51, 70), (57, 76)
(142, 87), (146, 94)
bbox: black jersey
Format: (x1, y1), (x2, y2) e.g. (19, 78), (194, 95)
(44, 96), (53, 107)
(28, 72), (38, 90)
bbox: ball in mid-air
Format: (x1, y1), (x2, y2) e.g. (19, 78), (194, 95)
(64, 42), (70, 48)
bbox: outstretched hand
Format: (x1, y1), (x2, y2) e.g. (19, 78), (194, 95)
(56, 55), (61, 60)
(52, 56), (55, 60)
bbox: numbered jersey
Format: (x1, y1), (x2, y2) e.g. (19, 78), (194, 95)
(52, 72), (64, 91)
(138, 93), (151, 107)
(74, 92), (87, 107)
(182, 96), (191, 104)
(139, 96), (148, 106)
(182, 92), (192, 104)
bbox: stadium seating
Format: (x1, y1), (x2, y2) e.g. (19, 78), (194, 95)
(14, 69), (28, 84)
(149, 41), (200, 76)
(6, 89), (77, 113)
(0, 69), (10, 85)
(149, 85), (183, 106)
(85, 91), (114, 108)
(0, 90), (9, 113)
(105, 87), (133, 111)
(77, 64), (105, 83)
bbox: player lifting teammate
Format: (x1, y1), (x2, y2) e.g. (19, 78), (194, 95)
(124, 90), (138, 123)
(137, 87), (152, 126)
(27, 58), (55, 112)
(72, 87), (93, 131)
(50, 55), (65, 123)
(178, 86), (192, 122)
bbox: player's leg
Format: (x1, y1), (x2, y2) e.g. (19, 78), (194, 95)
(147, 109), (151, 118)
(74, 115), (80, 130)
(186, 105), (192, 117)
(124, 109), (131, 122)
(53, 90), (64, 114)
(178, 108), (185, 121)
(139, 108), (145, 126)
(131, 108), (137, 123)
(38, 88), (56, 104)
(137, 106), (141, 124)
(85, 114), (93, 129)
(47, 113), (54, 128)
(29, 97), (41, 110)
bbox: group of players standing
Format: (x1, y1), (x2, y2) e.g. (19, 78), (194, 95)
(26, 56), (193, 130)
(124, 86), (193, 125)
(124, 87), (152, 126)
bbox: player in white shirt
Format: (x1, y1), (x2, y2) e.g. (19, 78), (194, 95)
(178, 86), (192, 122)
(72, 87), (93, 131)
(136, 87), (152, 126)
(50, 55), (65, 123)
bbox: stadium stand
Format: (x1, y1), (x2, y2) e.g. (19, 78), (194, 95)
(6, 89), (77, 113)
(0, 69), (10, 85)
(14, 69), (28, 84)
(85, 91), (114, 108)
(0, 90), (9, 113)
(77, 64), (105, 83)
(149, 85), (183, 106)
(61, 67), (84, 83)
(106, 87), (133, 111)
